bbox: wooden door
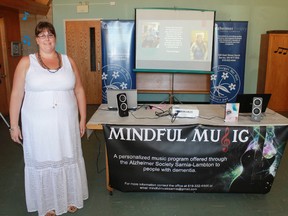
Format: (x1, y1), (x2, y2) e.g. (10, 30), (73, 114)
(0, 18), (9, 115)
(265, 34), (288, 112)
(257, 33), (288, 112)
(65, 20), (102, 104)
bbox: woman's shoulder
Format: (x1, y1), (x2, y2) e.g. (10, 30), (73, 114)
(58, 53), (73, 64)
(14, 55), (31, 76)
(63, 54), (72, 60)
(59, 53), (77, 71)
(59, 53), (72, 62)
(21, 53), (37, 62)
(64, 54), (76, 65)
(21, 55), (31, 60)
(18, 55), (30, 66)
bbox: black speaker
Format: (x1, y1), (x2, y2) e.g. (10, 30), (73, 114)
(251, 97), (262, 121)
(117, 93), (129, 117)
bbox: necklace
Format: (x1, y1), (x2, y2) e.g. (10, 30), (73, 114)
(37, 51), (62, 73)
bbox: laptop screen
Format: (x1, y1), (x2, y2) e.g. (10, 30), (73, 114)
(235, 94), (271, 113)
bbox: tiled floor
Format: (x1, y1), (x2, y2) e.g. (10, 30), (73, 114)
(0, 106), (288, 216)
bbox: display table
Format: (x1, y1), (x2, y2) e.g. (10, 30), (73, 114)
(86, 104), (288, 193)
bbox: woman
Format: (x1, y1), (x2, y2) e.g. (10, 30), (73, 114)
(9, 21), (88, 216)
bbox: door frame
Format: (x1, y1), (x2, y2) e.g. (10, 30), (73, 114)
(0, 18), (12, 114)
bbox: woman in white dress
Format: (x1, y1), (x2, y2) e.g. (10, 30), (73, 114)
(9, 22), (88, 216)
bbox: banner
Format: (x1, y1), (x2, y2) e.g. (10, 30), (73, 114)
(103, 124), (288, 193)
(101, 20), (136, 103)
(210, 21), (248, 104)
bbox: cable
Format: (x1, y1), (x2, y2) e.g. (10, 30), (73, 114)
(198, 115), (223, 120)
(130, 111), (160, 120)
(130, 104), (171, 120)
(171, 111), (179, 123)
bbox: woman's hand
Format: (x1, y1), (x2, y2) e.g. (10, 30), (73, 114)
(10, 126), (23, 144)
(79, 119), (86, 138)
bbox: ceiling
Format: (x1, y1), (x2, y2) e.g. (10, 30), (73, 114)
(0, 0), (51, 15)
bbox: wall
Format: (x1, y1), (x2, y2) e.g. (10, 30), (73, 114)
(19, 8), (53, 56)
(52, 0), (288, 94)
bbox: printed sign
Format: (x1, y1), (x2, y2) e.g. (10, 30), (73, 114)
(103, 124), (288, 193)
(210, 21), (248, 103)
(101, 20), (136, 103)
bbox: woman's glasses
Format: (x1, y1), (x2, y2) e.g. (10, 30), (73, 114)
(37, 34), (55, 40)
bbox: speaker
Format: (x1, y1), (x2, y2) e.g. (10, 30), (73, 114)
(251, 97), (263, 121)
(117, 93), (129, 117)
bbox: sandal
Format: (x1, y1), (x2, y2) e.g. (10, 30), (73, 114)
(67, 205), (78, 213)
(45, 210), (56, 216)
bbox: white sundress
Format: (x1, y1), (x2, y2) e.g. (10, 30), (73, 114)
(21, 54), (88, 216)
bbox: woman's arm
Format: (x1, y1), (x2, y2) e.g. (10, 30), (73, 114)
(69, 56), (87, 137)
(9, 56), (29, 144)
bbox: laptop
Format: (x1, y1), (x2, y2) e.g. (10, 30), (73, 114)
(235, 93), (271, 113)
(106, 89), (138, 110)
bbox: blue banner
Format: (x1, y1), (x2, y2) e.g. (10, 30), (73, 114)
(210, 21), (248, 104)
(101, 20), (136, 103)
